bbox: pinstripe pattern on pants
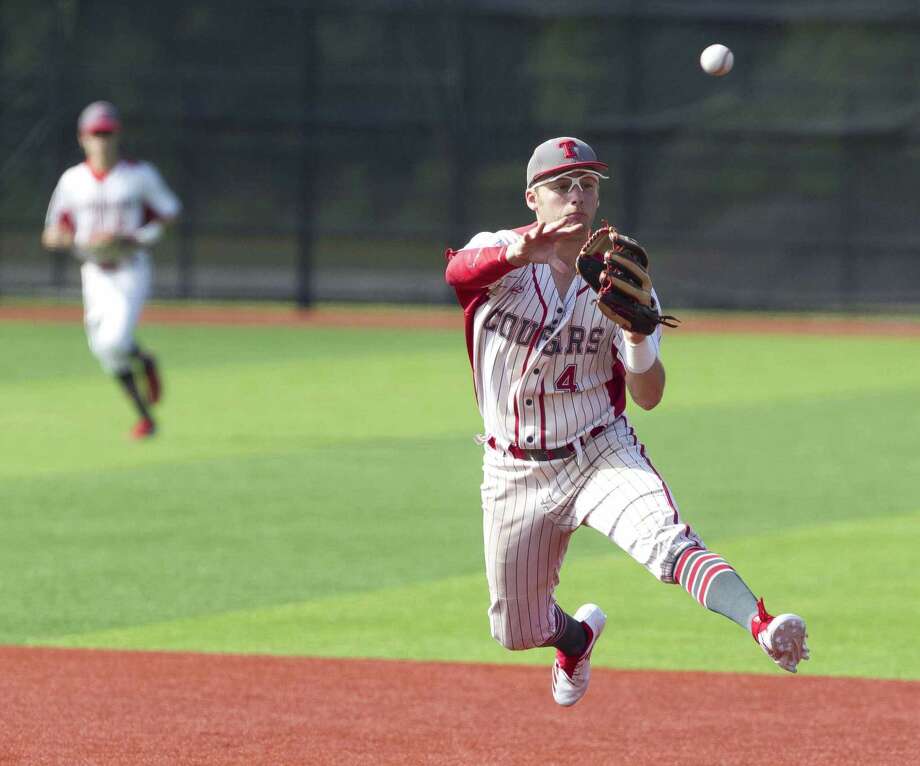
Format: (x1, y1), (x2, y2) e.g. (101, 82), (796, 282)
(481, 415), (704, 650)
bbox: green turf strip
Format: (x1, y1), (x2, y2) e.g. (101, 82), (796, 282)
(3, 385), (916, 641)
(1, 322), (918, 679)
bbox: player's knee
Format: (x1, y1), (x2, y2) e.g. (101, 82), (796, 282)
(641, 531), (706, 584)
(490, 625), (541, 651)
(108, 331), (134, 358)
(89, 330), (133, 373)
(488, 604), (553, 651)
(638, 549), (684, 584)
(89, 339), (130, 374)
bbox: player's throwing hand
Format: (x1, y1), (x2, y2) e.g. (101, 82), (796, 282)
(40, 225), (75, 251)
(506, 218), (586, 274)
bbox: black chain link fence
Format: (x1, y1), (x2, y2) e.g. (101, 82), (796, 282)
(1, 0), (918, 310)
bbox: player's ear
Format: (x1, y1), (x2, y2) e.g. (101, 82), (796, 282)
(524, 187), (538, 212)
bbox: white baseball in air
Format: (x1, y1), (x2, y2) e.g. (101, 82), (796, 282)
(700, 44), (734, 76)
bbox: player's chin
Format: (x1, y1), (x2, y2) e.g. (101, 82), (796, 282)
(560, 216), (589, 235)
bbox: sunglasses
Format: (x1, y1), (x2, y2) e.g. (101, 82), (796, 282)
(90, 130), (115, 137)
(532, 173), (601, 194)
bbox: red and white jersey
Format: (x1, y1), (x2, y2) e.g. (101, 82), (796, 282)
(445, 223), (663, 452)
(44, 160), (181, 261)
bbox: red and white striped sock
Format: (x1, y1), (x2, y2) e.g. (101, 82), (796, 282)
(673, 546), (759, 631)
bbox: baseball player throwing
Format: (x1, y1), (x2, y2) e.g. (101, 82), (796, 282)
(41, 101), (181, 439)
(445, 137), (809, 706)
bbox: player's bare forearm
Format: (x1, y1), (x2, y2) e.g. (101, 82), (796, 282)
(41, 226), (74, 251)
(128, 218), (173, 247)
(626, 358), (665, 410)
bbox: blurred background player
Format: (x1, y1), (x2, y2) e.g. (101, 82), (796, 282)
(41, 101), (181, 439)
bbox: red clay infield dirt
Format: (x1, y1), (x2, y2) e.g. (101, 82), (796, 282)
(1, 647), (918, 765)
(1, 302), (920, 336)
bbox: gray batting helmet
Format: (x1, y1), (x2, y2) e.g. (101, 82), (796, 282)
(526, 137), (608, 188)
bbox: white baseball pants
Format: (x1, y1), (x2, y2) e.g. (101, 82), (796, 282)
(81, 253), (151, 375)
(481, 415), (703, 651)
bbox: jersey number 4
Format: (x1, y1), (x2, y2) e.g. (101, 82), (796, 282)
(554, 364), (578, 393)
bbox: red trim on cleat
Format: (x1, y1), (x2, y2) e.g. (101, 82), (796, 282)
(750, 597), (774, 642)
(556, 622), (594, 679)
(131, 418), (156, 439)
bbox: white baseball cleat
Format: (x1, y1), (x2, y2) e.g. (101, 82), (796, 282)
(751, 599), (810, 673)
(551, 603), (607, 706)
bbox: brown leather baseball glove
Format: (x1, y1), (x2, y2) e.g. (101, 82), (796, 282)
(575, 224), (679, 335)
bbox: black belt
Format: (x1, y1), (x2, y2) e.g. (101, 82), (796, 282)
(489, 425), (607, 462)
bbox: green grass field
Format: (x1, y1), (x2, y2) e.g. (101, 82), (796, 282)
(1, 316), (918, 679)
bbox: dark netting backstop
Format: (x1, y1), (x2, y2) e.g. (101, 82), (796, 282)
(2, 0), (918, 309)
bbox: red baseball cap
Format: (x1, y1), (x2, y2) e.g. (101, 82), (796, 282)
(526, 137), (608, 187)
(78, 101), (121, 134)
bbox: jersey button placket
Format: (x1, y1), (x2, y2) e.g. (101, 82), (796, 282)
(522, 368), (540, 447)
(546, 306), (566, 336)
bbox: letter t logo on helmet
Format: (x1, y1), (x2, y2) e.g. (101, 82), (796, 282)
(525, 137), (609, 188)
(558, 140), (578, 159)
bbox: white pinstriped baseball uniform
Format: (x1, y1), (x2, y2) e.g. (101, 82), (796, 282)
(446, 223), (703, 651)
(45, 160), (181, 374)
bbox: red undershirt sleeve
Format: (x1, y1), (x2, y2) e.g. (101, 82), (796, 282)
(444, 245), (518, 290)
